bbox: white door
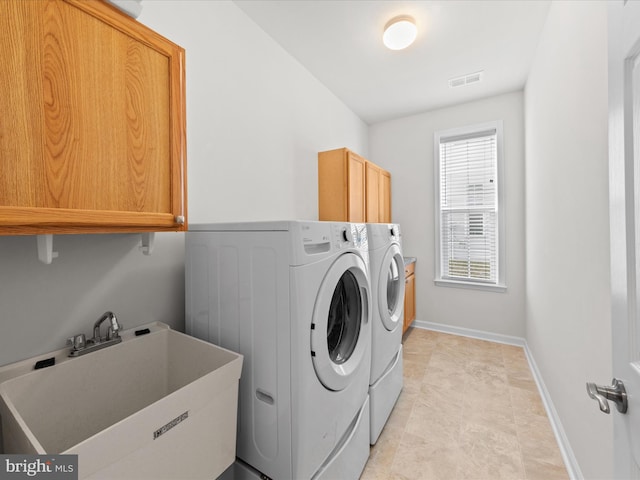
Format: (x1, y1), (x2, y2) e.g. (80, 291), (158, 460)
(601, 1), (640, 477)
(378, 243), (405, 331)
(310, 252), (371, 391)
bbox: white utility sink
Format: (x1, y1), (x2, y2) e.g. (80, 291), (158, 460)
(0, 322), (243, 479)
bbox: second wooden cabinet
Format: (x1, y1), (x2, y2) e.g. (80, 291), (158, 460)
(379, 169), (391, 223)
(318, 148), (391, 223)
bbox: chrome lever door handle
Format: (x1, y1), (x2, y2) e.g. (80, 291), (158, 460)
(586, 378), (628, 414)
(586, 382), (611, 413)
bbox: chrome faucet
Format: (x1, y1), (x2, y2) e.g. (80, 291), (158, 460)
(68, 311), (123, 357)
(94, 311), (121, 341)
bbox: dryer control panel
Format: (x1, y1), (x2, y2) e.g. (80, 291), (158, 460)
(390, 224), (400, 240)
(367, 223), (402, 251)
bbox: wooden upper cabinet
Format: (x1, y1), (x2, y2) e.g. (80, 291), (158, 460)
(0, 0), (187, 234)
(346, 151), (366, 223)
(318, 147), (391, 223)
(365, 163), (391, 223)
(379, 168), (391, 223)
(365, 162), (380, 222)
(318, 148), (365, 223)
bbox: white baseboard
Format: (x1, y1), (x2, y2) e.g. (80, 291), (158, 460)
(411, 320), (582, 480)
(413, 319), (526, 346)
(523, 343), (583, 480)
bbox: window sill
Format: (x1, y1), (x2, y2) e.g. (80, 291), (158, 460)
(434, 278), (507, 293)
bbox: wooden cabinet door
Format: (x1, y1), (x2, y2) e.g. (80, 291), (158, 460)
(318, 148), (391, 223)
(347, 152), (366, 223)
(365, 162), (380, 222)
(0, 0), (187, 234)
(379, 169), (392, 223)
(403, 261), (415, 334)
(403, 273), (415, 333)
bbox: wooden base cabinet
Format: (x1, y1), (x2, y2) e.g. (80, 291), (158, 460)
(403, 261), (416, 334)
(0, 0), (187, 234)
(318, 147), (391, 223)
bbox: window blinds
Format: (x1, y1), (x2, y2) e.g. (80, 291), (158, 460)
(438, 129), (498, 284)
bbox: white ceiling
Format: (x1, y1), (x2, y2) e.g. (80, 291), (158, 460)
(233, 0), (551, 125)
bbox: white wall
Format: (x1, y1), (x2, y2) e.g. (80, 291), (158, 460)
(0, 1), (366, 369)
(138, 0), (368, 224)
(524, 1), (611, 478)
(0, 233), (185, 367)
(369, 91), (526, 338)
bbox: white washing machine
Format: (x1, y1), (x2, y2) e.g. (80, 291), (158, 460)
(185, 221), (372, 480)
(366, 223), (405, 445)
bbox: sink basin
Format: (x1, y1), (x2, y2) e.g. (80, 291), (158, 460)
(0, 322), (242, 479)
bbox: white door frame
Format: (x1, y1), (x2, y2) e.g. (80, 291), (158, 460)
(608, 1), (640, 477)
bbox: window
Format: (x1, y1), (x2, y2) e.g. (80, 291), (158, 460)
(434, 121), (505, 291)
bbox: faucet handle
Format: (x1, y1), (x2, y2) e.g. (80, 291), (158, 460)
(66, 334), (86, 350)
(106, 324), (121, 340)
(106, 314), (121, 340)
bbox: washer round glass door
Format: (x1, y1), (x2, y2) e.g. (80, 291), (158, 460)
(311, 253), (370, 391)
(378, 244), (405, 331)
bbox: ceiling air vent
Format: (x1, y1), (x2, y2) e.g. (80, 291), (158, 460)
(448, 71), (484, 88)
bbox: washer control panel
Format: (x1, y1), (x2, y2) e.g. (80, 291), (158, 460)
(333, 223), (367, 251)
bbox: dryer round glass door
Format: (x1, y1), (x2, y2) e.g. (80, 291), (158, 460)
(378, 244), (406, 331)
(311, 253), (371, 391)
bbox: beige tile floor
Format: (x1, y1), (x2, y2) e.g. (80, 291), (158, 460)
(360, 328), (569, 480)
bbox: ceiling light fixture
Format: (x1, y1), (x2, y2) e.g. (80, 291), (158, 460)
(383, 15), (417, 51)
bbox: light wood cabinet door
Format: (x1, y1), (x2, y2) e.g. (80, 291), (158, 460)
(403, 262), (416, 334)
(0, 0), (187, 234)
(318, 147), (391, 223)
(365, 162), (380, 222)
(318, 148), (365, 222)
(347, 151), (366, 223)
(379, 169), (391, 223)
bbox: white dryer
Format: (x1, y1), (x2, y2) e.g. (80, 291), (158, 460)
(366, 223), (405, 445)
(186, 221), (371, 480)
